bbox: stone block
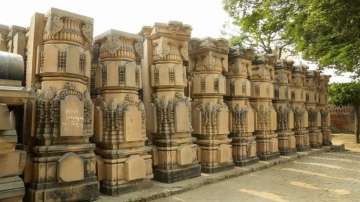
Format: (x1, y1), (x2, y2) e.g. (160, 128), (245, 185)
(125, 155), (146, 181)
(57, 152), (84, 182)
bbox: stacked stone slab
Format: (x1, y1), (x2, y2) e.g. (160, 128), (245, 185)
(225, 48), (258, 166)
(319, 75), (331, 145)
(273, 60), (296, 155)
(290, 65), (310, 151)
(0, 52), (27, 202)
(189, 38), (234, 173)
(24, 8), (98, 201)
(92, 30), (153, 195)
(305, 70), (323, 148)
(141, 22), (201, 183)
(250, 55), (279, 160)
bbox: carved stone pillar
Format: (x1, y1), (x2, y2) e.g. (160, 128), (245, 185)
(25, 8), (98, 201)
(319, 75), (331, 145)
(93, 30), (153, 195)
(273, 60), (296, 155)
(225, 48), (258, 166)
(250, 55), (279, 160)
(290, 65), (310, 151)
(189, 38), (234, 173)
(305, 71), (323, 148)
(141, 22), (201, 183)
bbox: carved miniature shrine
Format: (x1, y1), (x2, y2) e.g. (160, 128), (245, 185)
(93, 30), (153, 194)
(189, 38), (234, 172)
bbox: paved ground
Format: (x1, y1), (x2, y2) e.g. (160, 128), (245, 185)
(331, 133), (360, 152)
(154, 151), (360, 202)
(154, 134), (360, 202)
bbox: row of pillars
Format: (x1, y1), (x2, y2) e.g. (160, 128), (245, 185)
(0, 8), (331, 202)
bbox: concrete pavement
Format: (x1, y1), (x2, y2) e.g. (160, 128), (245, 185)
(154, 151), (360, 202)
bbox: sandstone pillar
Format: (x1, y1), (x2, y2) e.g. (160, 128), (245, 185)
(250, 55), (279, 160)
(305, 71), (323, 148)
(25, 8), (98, 201)
(141, 22), (201, 183)
(290, 65), (310, 151)
(319, 75), (331, 145)
(189, 38), (234, 172)
(225, 48), (258, 166)
(93, 30), (153, 195)
(273, 60), (296, 155)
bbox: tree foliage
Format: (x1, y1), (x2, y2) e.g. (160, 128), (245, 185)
(223, 0), (360, 76)
(328, 82), (360, 107)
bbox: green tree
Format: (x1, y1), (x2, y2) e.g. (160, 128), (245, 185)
(329, 82), (360, 143)
(223, 0), (360, 76)
(223, 0), (293, 58)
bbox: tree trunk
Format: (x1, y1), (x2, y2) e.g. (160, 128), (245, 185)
(355, 105), (360, 143)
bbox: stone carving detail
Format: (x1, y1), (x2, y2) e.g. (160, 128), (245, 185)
(81, 23), (93, 43)
(45, 15), (64, 37)
(35, 83), (93, 143)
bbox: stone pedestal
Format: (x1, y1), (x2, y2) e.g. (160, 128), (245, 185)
(189, 38), (234, 173)
(225, 48), (258, 166)
(93, 30), (153, 195)
(141, 22), (200, 183)
(250, 55), (279, 160)
(273, 60), (296, 155)
(305, 71), (323, 148)
(290, 65), (310, 151)
(24, 8), (98, 201)
(0, 104), (26, 202)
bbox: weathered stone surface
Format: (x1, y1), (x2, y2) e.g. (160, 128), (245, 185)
(60, 95), (84, 137)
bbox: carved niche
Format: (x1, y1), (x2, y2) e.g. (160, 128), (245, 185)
(35, 83), (93, 142)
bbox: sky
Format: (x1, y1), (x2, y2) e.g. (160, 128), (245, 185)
(0, 0), (353, 83)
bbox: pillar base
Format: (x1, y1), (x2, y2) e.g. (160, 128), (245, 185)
(201, 163), (234, 173)
(234, 157), (259, 166)
(154, 163), (201, 183)
(279, 148), (297, 156)
(296, 145), (311, 152)
(100, 179), (152, 196)
(258, 152), (280, 161)
(0, 176), (24, 202)
(26, 179), (98, 202)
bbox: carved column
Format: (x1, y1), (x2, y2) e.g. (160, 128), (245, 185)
(141, 22), (201, 183)
(250, 55), (279, 160)
(305, 71), (323, 148)
(290, 65), (310, 151)
(319, 75), (331, 145)
(93, 30), (153, 195)
(25, 8), (98, 201)
(225, 48), (258, 166)
(189, 38), (234, 173)
(273, 60), (296, 155)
